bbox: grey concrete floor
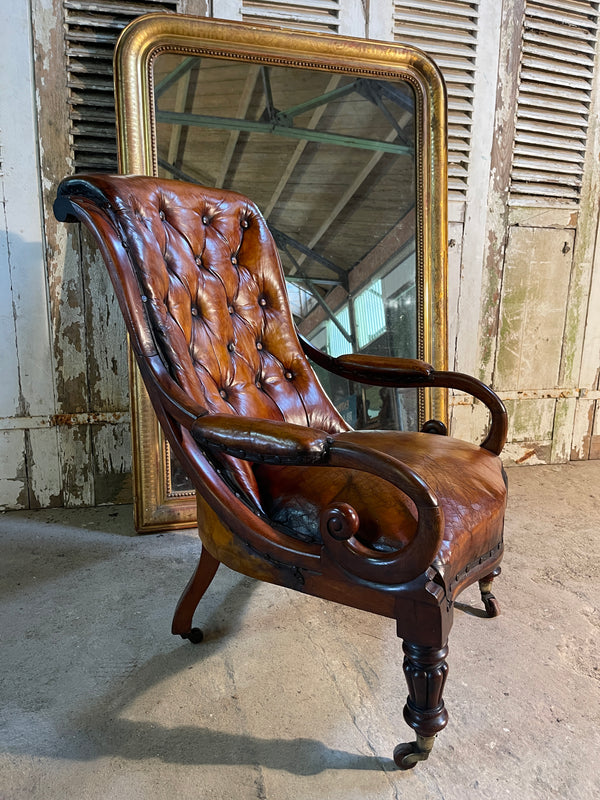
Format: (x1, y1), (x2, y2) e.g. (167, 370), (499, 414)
(1, 461), (599, 800)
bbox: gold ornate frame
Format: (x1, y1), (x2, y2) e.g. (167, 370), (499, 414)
(113, 13), (448, 531)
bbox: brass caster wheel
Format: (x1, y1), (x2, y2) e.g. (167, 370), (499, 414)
(181, 627), (204, 644)
(481, 591), (500, 618)
(393, 736), (434, 770)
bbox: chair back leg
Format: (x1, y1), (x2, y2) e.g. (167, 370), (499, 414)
(171, 545), (220, 642)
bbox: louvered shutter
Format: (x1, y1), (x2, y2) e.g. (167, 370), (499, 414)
(393, 1), (480, 199)
(65, 0), (178, 172)
(510, 0), (599, 204)
(240, 0), (342, 33)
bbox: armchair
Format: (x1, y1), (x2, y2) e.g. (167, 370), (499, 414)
(54, 174), (507, 769)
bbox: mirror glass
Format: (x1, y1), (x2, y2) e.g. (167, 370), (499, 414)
(153, 55), (419, 438)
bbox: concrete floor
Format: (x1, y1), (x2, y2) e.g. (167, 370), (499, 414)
(0, 461), (599, 800)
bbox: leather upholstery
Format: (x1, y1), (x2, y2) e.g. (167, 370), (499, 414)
(77, 175), (349, 503)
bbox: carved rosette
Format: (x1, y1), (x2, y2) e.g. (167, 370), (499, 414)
(402, 642), (449, 738)
(320, 502), (360, 541)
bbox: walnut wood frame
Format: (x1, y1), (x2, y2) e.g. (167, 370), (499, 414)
(113, 13), (448, 531)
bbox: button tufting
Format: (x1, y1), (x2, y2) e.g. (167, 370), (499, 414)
(231, 256), (237, 265)
(256, 342), (263, 350)
(159, 210), (165, 220)
(285, 371), (293, 380)
(228, 305), (234, 315)
(191, 307), (198, 317)
(219, 389), (227, 399)
(202, 215), (209, 224)
(195, 255), (202, 266)
(259, 297), (267, 307)
(227, 342), (235, 352)
(255, 379), (262, 389)
(241, 219), (249, 229)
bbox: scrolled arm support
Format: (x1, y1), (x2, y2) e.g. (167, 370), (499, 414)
(320, 440), (444, 585)
(191, 417), (443, 584)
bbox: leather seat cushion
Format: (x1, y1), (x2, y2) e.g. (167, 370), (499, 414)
(254, 430), (507, 577)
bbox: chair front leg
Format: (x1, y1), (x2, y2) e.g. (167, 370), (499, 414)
(394, 642), (449, 769)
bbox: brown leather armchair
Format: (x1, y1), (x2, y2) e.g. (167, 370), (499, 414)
(54, 174), (507, 769)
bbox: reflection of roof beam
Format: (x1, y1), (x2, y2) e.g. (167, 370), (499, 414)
(167, 67), (194, 168)
(300, 129), (401, 260)
(155, 110), (413, 155)
(356, 80), (412, 146)
(279, 80), (359, 120)
(288, 276), (339, 286)
(155, 57), (197, 98)
(264, 74), (341, 218)
(157, 157), (213, 186)
(280, 242), (352, 341)
(270, 226), (347, 280)
(216, 65), (260, 188)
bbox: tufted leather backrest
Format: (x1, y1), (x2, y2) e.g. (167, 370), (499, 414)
(76, 175), (349, 503)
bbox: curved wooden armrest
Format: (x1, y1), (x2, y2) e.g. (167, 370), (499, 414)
(299, 336), (507, 455)
(300, 335), (434, 384)
(190, 415), (333, 465)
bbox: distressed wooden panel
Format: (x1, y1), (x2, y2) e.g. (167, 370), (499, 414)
(452, 0), (503, 376)
(495, 226), (575, 390)
(577, 220), (600, 391)
(57, 425), (94, 508)
(92, 421), (133, 505)
(179, 0), (210, 13)
(0, 209), (21, 417)
(27, 427), (63, 509)
(449, 397), (489, 444)
(80, 228), (129, 412)
(508, 206), (579, 228)
(447, 221), (463, 367)
(502, 440), (552, 466)
(0, 2), (56, 420)
(590, 400), (600, 458)
(0, 430), (28, 511)
(571, 397), (595, 459)
(504, 397), (556, 442)
(550, 396), (577, 463)
(478, 0), (526, 385)
(31, 0), (88, 416)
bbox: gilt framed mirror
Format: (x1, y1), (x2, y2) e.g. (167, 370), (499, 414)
(113, 13), (448, 531)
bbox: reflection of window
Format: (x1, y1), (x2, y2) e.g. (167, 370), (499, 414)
(286, 280), (317, 319)
(354, 279), (386, 349)
(327, 305), (352, 357)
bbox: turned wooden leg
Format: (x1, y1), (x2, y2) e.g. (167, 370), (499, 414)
(394, 642), (449, 770)
(479, 566), (501, 618)
(171, 546), (220, 643)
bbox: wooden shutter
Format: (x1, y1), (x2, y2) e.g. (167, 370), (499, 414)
(240, 0), (341, 33)
(64, 0), (178, 172)
(510, 0), (599, 204)
(393, 0), (480, 199)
